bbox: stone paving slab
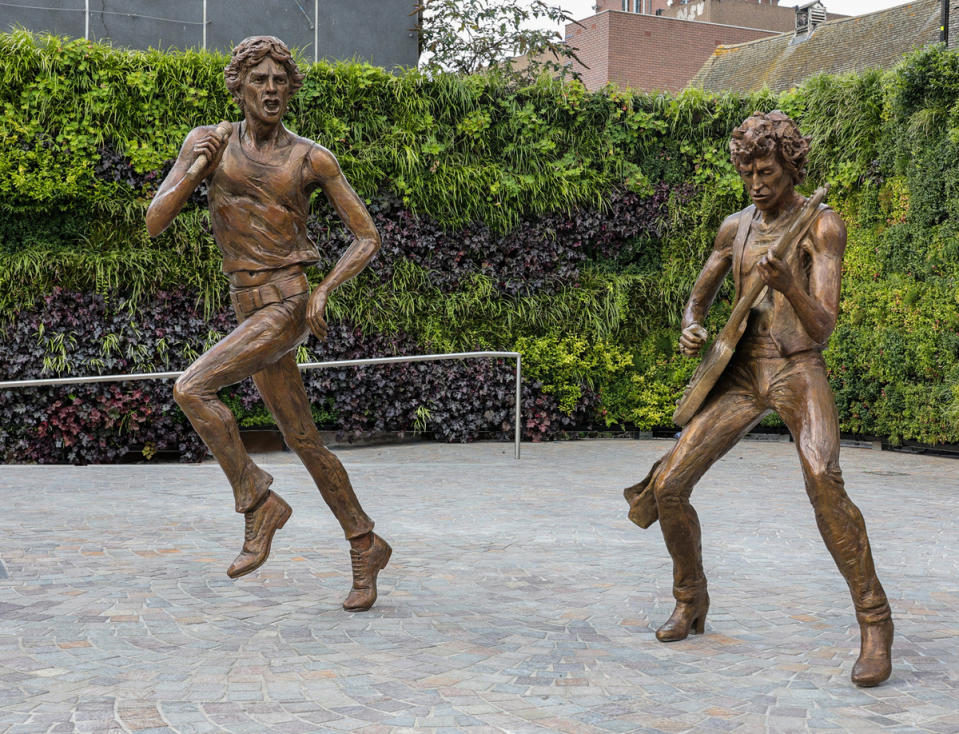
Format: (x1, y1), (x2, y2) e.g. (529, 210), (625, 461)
(0, 439), (957, 733)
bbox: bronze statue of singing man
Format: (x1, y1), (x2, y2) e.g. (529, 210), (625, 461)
(624, 111), (893, 686)
(146, 36), (390, 611)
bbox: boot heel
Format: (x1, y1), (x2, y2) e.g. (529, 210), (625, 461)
(656, 596), (709, 642)
(692, 613), (706, 635)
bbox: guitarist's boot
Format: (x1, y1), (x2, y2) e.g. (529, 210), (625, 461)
(655, 476), (708, 642)
(656, 586), (709, 642)
(851, 604), (893, 687)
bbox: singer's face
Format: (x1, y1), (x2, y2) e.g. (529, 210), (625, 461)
(241, 57), (290, 125)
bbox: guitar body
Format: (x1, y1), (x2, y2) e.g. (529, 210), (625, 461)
(672, 318), (748, 427)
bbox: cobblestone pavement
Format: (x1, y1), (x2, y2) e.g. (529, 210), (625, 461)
(1, 439), (957, 734)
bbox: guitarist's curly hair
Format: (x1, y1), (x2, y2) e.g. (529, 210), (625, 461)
(730, 111), (811, 185)
(224, 36), (305, 113)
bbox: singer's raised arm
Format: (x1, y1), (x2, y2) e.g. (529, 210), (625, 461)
(146, 124), (228, 237)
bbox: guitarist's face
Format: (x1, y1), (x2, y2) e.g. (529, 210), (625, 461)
(737, 154), (793, 214)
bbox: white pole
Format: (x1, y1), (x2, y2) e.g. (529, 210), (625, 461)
(314, 0), (319, 63)
(84, 0), (89, 39)
(202, 0), (207, 50)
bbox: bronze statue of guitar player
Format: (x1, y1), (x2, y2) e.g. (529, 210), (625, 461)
(624, 111), (893, 687)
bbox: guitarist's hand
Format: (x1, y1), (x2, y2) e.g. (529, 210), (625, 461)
(758, 253), (796, 295)
(679, 323), (708, 356)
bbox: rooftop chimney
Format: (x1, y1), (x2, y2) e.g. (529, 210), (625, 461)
(795, 1), (827, 35)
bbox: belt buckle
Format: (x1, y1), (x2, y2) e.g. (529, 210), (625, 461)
(232, 288), (257, 314)
(231, 291), (245, 313)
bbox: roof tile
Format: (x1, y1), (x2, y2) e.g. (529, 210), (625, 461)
(690, 0), (956, 93)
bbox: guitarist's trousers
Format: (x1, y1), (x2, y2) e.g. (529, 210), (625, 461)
(649, 345), (890, 625)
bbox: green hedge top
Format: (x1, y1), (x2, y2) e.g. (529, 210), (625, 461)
(4, 30), (959, 297)
(0, 30), (781, 230)
(6, 31), (959, 228)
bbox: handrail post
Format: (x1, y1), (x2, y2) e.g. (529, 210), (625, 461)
(514, 354), (521, 460)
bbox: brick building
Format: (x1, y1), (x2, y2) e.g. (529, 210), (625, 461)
(593, 0), (846, 28)
(663, 0), (845, 31)
(565, 2), (788, 92)
(593, 0), (671, 14)
(561, 0), (853, 92)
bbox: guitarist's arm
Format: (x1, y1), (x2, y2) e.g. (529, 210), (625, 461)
(679, 212), (738, 356)
(757, 209), (846, 345)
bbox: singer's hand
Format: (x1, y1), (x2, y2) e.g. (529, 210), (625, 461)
(189, 124), (230, 179)
(307, 288), (329, 341)
(147, 122), (231, 237)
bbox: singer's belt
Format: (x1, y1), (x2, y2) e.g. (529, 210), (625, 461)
(229, 273), (309, 314)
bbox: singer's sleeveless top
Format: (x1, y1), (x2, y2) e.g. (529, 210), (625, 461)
(207, 123), (320, 274)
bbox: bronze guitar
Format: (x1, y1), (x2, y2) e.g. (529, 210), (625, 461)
(671, 186), (828, 427)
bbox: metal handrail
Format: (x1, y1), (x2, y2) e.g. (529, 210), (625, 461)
(0, 351), (523, 459)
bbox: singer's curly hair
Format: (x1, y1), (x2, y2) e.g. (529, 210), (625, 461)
(729, 111), (811, 185)
(224, 36), (305, 112)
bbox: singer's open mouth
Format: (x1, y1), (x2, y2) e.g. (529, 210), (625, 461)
(263, 99), (280, 113)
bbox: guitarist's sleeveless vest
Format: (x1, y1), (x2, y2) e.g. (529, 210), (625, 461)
(731, 202), (831, 357)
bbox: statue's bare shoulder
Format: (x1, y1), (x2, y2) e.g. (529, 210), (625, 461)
(304, 141), (342, 182)
(809, 206), (847, 258)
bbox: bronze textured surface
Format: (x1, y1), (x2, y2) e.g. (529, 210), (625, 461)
(146, 36), (389, 612)
(627, 113), (893, 687)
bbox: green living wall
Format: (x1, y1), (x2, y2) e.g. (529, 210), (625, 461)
(0, 31), (957, 461)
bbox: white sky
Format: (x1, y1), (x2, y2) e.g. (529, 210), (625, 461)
(547, 0), (916, 30)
